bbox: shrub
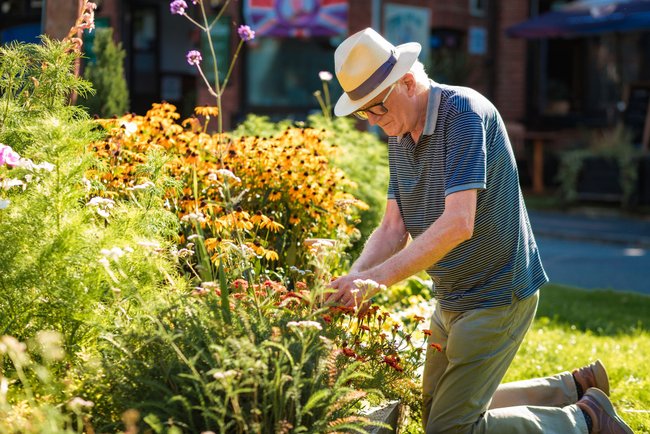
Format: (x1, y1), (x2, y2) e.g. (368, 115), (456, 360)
(80, 27), (129, 117)
(88, 279), (387, 433)
(88, 104), (368, 271)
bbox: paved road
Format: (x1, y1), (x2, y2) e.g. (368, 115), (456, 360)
(527, 210), (650, 295)
(536, 236), (650, 296)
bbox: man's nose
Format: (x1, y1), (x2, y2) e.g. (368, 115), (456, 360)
(366, 112), (379, 126)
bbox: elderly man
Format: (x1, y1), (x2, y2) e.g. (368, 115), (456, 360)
(325, 28), (632, 434)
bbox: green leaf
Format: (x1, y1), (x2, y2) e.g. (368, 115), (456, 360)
(143, 413), (164, 433)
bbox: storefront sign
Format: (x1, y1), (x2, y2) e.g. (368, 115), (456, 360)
(243, 0), (348, 37)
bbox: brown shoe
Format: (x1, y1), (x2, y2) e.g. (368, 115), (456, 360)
(577, 388), (633, 434)
(574, 359), (610, 396)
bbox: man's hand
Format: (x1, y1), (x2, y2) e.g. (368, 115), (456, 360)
(325, 273), (385, 314)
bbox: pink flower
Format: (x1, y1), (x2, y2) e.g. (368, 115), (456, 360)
(170, 0), (188, 15)
(186, 50), (202, 66)
(0, 144), (20, 167)
(237, 25), (255, 42)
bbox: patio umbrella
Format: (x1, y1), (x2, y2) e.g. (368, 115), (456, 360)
(506, 0), (650, 39)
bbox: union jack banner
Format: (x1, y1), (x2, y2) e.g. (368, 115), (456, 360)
(243, 0), (348, 37)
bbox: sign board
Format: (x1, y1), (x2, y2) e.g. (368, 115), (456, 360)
(383, 4), (430, 66)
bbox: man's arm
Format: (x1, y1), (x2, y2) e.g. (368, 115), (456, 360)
(328, 189), (478, 307)
(325, 199), (408, 304)
(349, 199), (409, 274)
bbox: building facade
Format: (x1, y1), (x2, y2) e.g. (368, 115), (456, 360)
(1, 0), (529, 130)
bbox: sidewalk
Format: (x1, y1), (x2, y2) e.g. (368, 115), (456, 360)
(528, 209), (650, 248)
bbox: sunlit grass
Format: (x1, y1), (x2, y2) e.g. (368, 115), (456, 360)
(504, 284), (650, 433)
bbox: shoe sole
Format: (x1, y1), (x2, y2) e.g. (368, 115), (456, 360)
(593, 359), (610, 396)
(586, 388), (634, 434)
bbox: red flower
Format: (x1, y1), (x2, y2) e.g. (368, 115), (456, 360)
(232, 279), (248, 291)
(430, 343), (443, 352)
(342, 347), (357, 358)
(423, 329), (433, 336)
(322, 314), (332, 324)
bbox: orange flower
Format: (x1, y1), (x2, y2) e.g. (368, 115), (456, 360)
(194, 106), (219, 117)
(430, 343), (443, 352)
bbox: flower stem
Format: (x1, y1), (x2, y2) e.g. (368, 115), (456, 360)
(183, 13), (206, 31)
(221, 40), (243, 91)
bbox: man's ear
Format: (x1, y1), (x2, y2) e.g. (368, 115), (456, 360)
(401, 72), (417, 97)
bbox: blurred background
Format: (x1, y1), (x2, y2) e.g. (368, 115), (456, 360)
(3, 0), (650, 292)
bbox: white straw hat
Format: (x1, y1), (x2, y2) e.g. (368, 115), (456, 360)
(333, 28), (421, 117)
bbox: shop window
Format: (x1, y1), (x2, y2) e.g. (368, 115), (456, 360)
(429, 29), (470, 85)
(245, 37), (341, 110)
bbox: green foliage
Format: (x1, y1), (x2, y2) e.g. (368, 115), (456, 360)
(89, 286), (381, 433)
(0, 37), (185, 425)
(309, 114), (389, 256)
(80, 27), (129, 117)
(0, 37), (93, 150)
(0, 333), (92, 434)
(556, 124), (641, 206)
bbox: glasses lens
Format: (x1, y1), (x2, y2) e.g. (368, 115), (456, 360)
(353, 111), (368, 120)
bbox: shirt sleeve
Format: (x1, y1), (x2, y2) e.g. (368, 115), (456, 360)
(444, 111), (487, 196)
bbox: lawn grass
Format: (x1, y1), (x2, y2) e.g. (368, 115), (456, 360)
(503, 283), (650, 432)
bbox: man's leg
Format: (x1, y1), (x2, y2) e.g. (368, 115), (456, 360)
(490, 359), (610, 409)
(489, 372), (578, 409)
(422, 299), (450, 429)
(424, 292), (539, 433)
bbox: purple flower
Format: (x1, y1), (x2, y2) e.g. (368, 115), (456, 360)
(186, 50), (202, 66)
(170, 0), (188, 15)
(237, 25), (255, 42)
(0, 143), (21, 167)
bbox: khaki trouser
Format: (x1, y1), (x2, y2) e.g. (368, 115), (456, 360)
(422, 292), (589, 434)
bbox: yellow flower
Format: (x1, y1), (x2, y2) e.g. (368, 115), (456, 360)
(194, 106), (219, 117)
(260, 218), (284, 233)
(264, 249), (279, 261)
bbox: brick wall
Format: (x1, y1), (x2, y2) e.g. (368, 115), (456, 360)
(495, 1), (528, 122)
(44, 0), (78, 40)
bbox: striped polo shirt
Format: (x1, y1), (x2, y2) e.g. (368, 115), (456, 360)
(387, 80), (548, 311)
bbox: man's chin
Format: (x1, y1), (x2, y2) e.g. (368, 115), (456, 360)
(379, 123), (396, 136)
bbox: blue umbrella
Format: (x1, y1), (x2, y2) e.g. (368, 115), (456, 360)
(507, 0), (650, 39)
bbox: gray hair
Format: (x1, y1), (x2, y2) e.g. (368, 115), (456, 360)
(408, 60), (430, 86)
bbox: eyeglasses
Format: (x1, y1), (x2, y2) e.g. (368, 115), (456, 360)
(352, 84), (396, 120)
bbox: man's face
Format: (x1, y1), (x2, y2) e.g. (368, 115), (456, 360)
(356, 81), (406, 137)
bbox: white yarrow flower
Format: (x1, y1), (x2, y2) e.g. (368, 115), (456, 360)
(287, 320), (323, 331)
(319, 71), (333, 81)
(120, 121), (138, 137)
(128, 181), (155, 191)
(214, 169), (241, 183)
